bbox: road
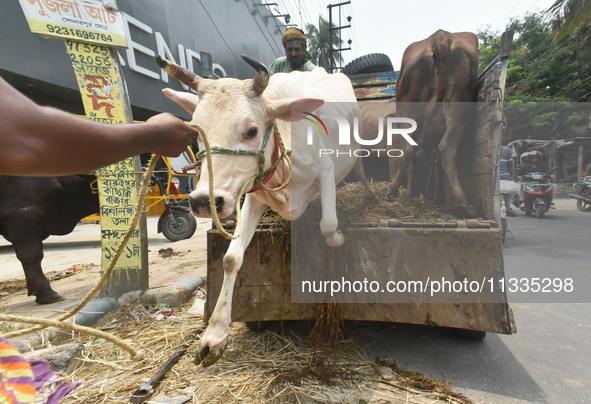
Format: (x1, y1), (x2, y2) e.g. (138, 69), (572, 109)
(363, 198), (591, 404)
(0, 216), (210, 283)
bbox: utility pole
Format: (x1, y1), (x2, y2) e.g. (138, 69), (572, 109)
(328, 1), (352, 73)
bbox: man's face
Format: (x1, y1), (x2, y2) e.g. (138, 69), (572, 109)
(285, 39), (305, 70)
(531, 156), (540, 164)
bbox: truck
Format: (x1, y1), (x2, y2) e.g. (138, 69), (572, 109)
(204, 31), (517, 339)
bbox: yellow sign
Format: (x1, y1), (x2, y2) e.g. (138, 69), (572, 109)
(67, 40), (127, 123)
(18, 0), (127, 48)
(67, 39), (147, 293)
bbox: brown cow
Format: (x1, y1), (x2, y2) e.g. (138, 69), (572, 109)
(356, 101), (397, 181)
(388, 30), (478, 212)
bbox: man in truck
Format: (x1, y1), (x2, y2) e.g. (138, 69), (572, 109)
(269, 28), (316, 75)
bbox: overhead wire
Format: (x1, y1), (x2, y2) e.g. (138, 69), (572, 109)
(197, 0), (245, 65)
(495, 0), (525, 31)
(344, 1), (358, 62)
(243, 0), (284, 55)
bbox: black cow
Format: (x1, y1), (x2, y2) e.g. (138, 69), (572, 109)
(0, 175), (99, 304)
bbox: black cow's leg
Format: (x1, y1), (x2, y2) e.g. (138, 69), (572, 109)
(13, 239), (64, 304)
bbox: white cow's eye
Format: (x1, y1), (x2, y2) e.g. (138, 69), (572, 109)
(246, 127), (258, 138)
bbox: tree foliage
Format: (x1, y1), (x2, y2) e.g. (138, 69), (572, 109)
(305, 16), (343, 71)
(477, 9), (591, 143)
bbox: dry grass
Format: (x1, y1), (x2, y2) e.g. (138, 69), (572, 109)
(257, 181), (475, 231)
(55, 303), (473, 404)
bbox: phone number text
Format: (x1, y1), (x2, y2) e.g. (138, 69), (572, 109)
(46, 23), (113, 43)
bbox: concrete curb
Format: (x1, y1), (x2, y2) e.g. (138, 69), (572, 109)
(9, 276), (204, 352)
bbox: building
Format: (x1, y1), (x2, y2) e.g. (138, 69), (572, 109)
(1, 0), (286, 121)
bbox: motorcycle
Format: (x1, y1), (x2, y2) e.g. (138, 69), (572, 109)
(569, 175), (591, 212)
(520, 172), (554, 218)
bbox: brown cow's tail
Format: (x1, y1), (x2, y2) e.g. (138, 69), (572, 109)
(431, 30), (450, 102)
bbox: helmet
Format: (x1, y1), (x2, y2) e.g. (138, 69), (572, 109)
(529, 151), (542, 159)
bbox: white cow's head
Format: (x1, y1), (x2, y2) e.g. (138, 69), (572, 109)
(158, 55), (323, 218)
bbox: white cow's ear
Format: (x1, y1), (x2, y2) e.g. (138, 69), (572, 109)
(162, 88), (200, 114)
(271, 98), (324, 122)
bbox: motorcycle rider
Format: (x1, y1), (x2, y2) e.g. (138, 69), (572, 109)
(516, 150), (557, 204)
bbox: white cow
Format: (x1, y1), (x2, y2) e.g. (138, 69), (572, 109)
(158, 55), (371, 366)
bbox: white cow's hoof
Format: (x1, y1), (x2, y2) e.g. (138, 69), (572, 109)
(194, 326), (229, 367)
(325, 231), (344, 247)
(195, 339), (228, 367)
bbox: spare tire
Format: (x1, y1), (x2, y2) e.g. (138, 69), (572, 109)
(342, 53), (394, 75)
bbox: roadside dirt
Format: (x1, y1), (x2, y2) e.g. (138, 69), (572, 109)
(0, 216), (210, 315)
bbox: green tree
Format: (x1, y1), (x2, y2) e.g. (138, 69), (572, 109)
(305, 16), (343, 71)
(477, 11), (591, 143)
(478, 11), (591, 102)
(547, 0), (591, 41)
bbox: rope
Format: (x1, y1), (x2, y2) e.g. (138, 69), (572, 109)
(0, 314), (144, 360)
(190, 122), (292, 240)
(2, 155), (159, 359)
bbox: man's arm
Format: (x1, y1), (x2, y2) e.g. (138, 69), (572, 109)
(516, 164), (527, 181)
(0, 77), (199, 177)
(541, 165), (556, 180)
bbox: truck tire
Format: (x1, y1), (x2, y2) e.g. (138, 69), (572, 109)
(453, 329), (486, 341)
(342, 53), (393, 75)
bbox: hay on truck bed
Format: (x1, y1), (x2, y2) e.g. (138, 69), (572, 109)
(49, 303), (473, 404)
(255, 181), (483, 232)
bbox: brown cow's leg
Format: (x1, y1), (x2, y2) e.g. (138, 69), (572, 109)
(433, 150), (445, 204)
(438, 120), (473, 214)
(388, 142), (415, 196)
(351, 158), (379, 203)
(405, 151), (415, 198)
(13, 240), (64, 304)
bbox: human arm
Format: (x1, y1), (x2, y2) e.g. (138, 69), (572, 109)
(0, 77), (200, 177)
(181, 160), (201, 173)
(515, 165), (525, 181)
(541, 165), (556, 181)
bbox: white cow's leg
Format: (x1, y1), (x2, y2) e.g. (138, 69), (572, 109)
(318, 165), (343, 247)
(196, 194), (267, 366)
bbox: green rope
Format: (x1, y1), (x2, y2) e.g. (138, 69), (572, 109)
(191, 121), (291, 240)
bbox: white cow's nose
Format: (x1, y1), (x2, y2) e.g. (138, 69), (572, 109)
(190, 194), (225, 217)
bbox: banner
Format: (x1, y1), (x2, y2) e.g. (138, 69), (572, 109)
(18, 0), (127, 47)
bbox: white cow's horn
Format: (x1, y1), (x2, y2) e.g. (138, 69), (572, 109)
(156, 55), (201, 91)
(241, 54), (269, 95)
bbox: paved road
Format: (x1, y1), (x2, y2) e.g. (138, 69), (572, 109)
(363, 198), (591, 404)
